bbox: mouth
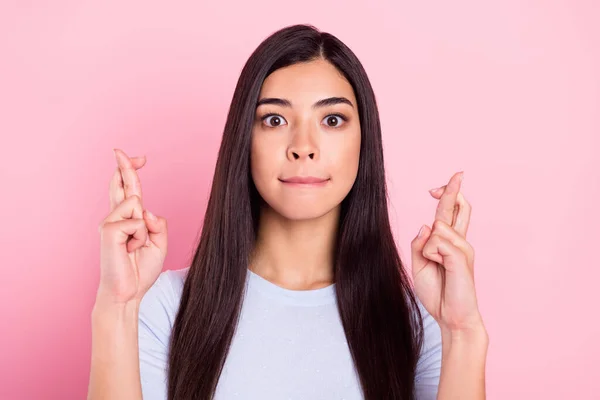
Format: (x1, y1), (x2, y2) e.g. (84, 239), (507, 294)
(279, 176), (330, 187)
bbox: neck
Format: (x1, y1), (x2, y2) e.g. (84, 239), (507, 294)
(249, 204), (340, 290)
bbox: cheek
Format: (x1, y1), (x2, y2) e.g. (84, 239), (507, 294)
(326, 130), (361, 180)
(250, 133), (282, 186)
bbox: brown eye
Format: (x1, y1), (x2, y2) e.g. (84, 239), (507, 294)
(263, 114), (287, 127)
(322, 114), (346, 128)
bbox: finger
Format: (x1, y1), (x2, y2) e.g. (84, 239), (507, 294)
(109, 156), (147, 211)
(100, 218), (149, 253)
(433, 172), (463, 226)
(422, 231), (470, 274)
(114, 149), (144, 218)
(101, 195), (145, 227)
(114, 149), (143, 199)
(429, 191), (472, 238)
(452, 193), (471, 237)
(428, 184), (447, 196)
(144, 210), (168, 254)
(430, 220), (474, 270)
(429, 184), (458, 225)
(422, 234), (480, 324)
(410, 224), (433, 279)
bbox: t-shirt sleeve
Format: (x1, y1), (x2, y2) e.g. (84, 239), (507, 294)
(414, 300), (443, 400)
(138, 270), (178, 400)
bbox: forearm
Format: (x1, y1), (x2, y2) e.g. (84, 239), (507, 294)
(87, 296), (143, 400)
(437, 326), (489, 400)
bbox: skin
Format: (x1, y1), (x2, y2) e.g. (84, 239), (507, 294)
(90, 58), (487, 400)
(248, 58), (361, 289)
(412, 172), (484, 333)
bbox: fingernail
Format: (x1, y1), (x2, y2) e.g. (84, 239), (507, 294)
(429, 186), (442, 194)
(145, 210), (157, 221)
(459, 171), (464, 183)
(418, 225), (426, 238)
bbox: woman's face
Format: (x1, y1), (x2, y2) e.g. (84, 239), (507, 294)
(251, 58), (361, 221)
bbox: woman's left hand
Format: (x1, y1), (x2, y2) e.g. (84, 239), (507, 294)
(411, 171), (484, 334)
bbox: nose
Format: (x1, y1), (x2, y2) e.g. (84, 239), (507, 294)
(287, 125), (319, 161)
(288, 148), (315, 160)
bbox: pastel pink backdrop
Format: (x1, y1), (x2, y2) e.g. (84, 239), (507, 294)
(1, 1), (598, 399)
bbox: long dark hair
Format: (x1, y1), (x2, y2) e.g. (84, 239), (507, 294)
(168, 24), (424, 399)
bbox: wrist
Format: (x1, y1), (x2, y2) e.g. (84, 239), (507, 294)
(444, 324), (488, 343)
(439, 316), (489, 357)
(439, 311), (487, 339)
(92, 292), (141, 322)
(441, 323), (488, 362)
(91, 294), (140, 362)
(437, 322), (488, 399)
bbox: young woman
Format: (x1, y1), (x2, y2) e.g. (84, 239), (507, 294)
(88, 24), (488, 400)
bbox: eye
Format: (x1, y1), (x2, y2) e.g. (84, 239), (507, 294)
(322, 114), (347, 128)
(262, 113), (288, 128)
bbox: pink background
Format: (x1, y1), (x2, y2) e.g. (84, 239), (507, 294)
(1, 1), (598, 399)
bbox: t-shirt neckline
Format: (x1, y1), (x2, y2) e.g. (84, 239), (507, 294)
(246, 268), (336, 306)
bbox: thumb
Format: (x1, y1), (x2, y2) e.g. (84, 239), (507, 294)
(411, 224), (432, 278)
(144, 210), (168, 254)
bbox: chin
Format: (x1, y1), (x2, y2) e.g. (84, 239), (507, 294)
(267, 201), (339, 222)
(277, 208), (330, 221)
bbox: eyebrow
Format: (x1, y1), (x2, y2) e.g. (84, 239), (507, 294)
(256, 96), (354, 109)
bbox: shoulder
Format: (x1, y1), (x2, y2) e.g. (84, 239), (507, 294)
(138, 267), (189, 399)
(417, 299), (442, 358)
(138, 267), (190, 342)
(413, 298), (443, 398)
(140, 266), (189, 311)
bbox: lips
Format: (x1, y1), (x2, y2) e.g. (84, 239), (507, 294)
(281, 176), (329, 184)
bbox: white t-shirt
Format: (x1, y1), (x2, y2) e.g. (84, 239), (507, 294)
(138, 267), (442, 399)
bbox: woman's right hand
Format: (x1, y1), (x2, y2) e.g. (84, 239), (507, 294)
(97, 149), (168, 305)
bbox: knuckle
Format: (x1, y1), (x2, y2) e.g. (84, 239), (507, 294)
(411, 231), (420, 243)
(124, 179), (138, 192)
(411, 238), (419, 248)
(428, 232), (440, 244)
(127, 194), (142, 208)
(98, 217), (112, 234)
(109, 171), (117, 188)
(464, 199), (472, 211)
(114, 171), (123, 187)
(468, 245), (475, 262)
(466, 242), (474, 255)
(98, 220), (113, 239)
(424, 239), (435, 251)
(421, 245), (433, 258)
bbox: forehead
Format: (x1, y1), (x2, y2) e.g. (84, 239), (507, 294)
(259, 59), (357, 105)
